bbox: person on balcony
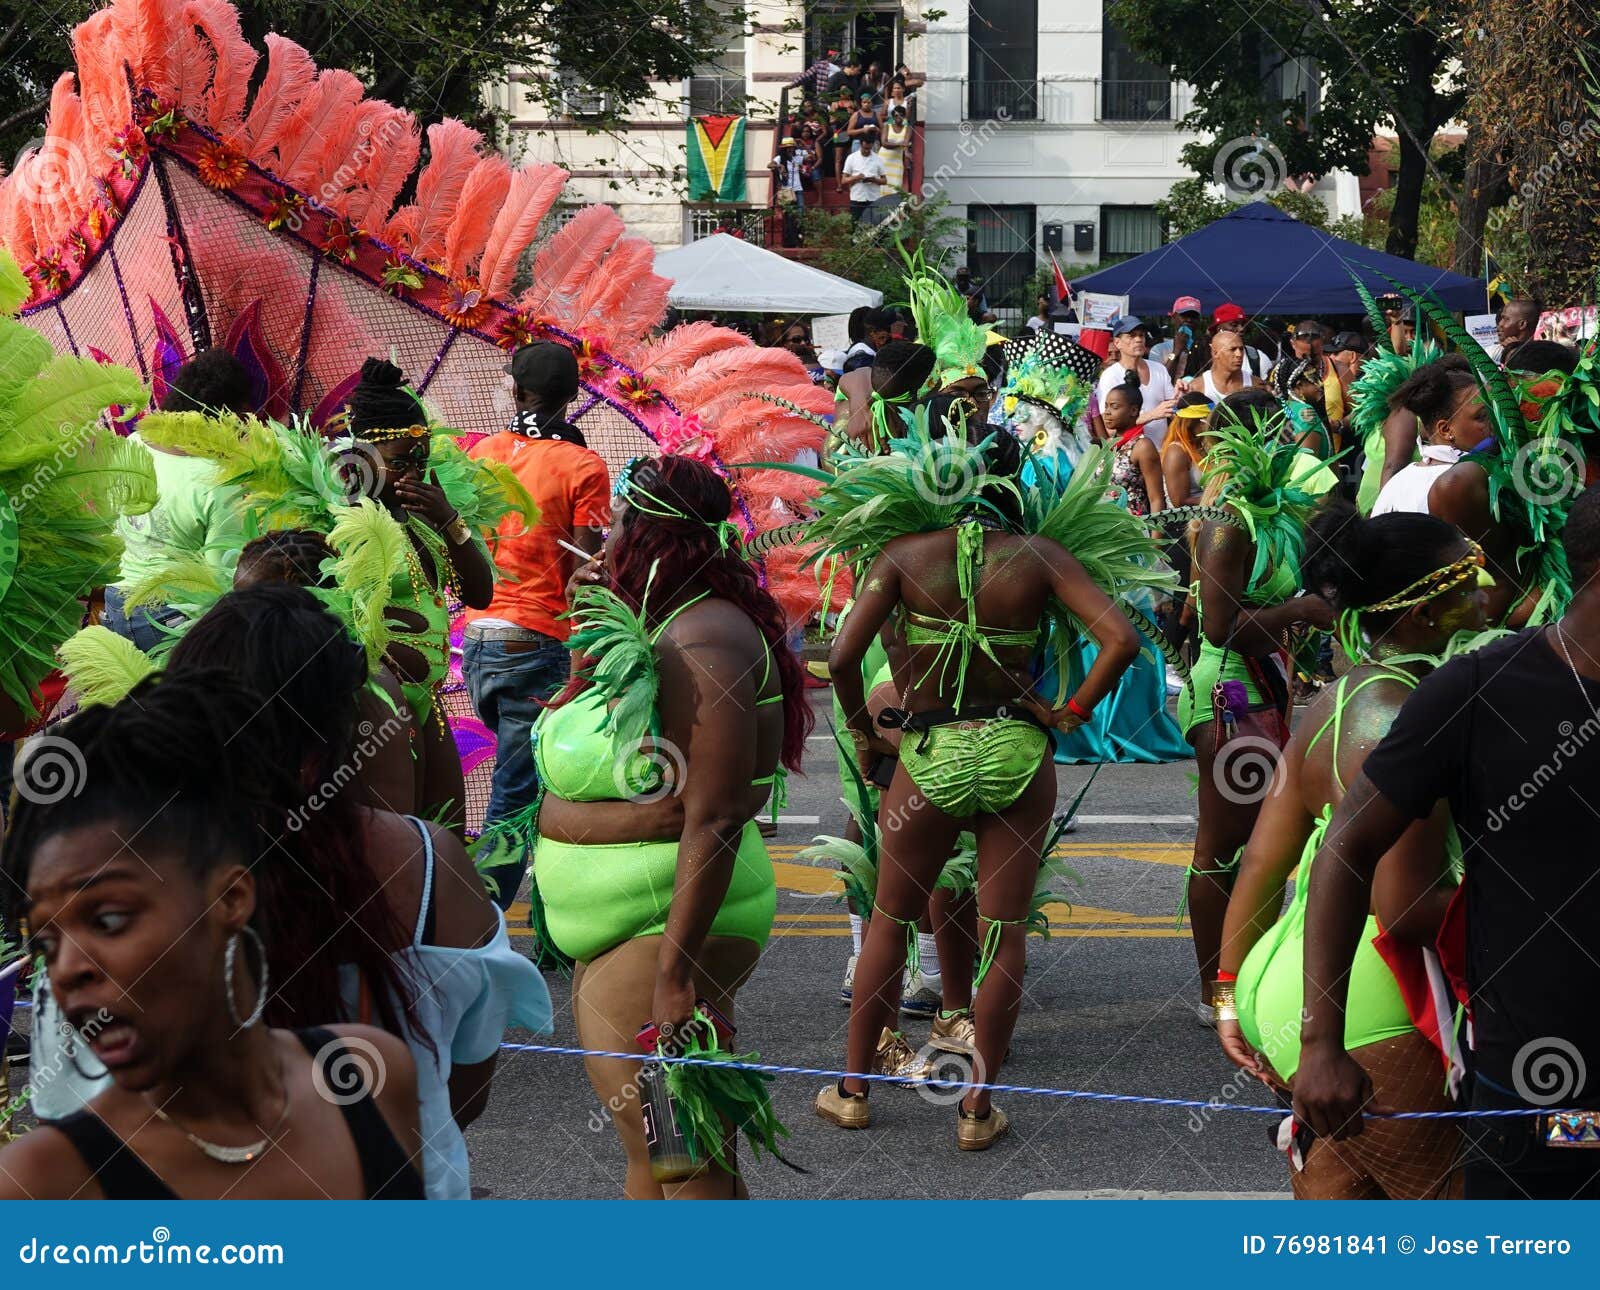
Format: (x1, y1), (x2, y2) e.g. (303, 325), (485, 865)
(845, 92), (882, 160)
(881, 104), (911, 193)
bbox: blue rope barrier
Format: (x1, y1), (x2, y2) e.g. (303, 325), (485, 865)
(6, 999), (1573, 1120)
(496, 1041), (1565, 1120)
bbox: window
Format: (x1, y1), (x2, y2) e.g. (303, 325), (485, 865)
(968, 0), (1037, 121)
(1101, 3), (1171, 122)
(1100, 205), (1163, 260)
(966, 204), (1035, 313)
(688, 74), (745, 116)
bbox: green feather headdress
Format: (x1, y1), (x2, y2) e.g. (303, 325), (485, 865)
(1201, 413), (1330, 589)
(901, 245), (989, 390)
(1347, 338), (1442, 512)
(1021, 444), (1178, 702)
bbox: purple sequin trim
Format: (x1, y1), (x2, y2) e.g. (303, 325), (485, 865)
(52, 303), (81, 357)
(289, 253), (320, 409)
(416, 330), (459, 394)
(106, 245), (148, 379)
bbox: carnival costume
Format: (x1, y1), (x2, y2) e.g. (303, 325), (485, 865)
(1232, 553), (1501, 1081)
(999, 345), (1094, 478)
(1348, 338), (1441, 513)
(1172, 418), (1338, 740)
(525, 459), (793, 1174)
(0, 249), (155, 723)
(789, 410), (1173, 981)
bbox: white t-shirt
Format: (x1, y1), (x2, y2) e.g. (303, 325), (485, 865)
(1371, 448), (1462, 516)
(842, 151), (887, 203)
(1097, 360), (1176, 450)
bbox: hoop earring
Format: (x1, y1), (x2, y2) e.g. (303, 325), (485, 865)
(223, 926), (269, 1030)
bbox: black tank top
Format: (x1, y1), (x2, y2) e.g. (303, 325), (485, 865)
(41, 1027), (424, 1199)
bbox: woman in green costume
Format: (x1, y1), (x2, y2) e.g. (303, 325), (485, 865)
(1217, 500), (1492, 1198)
(532, 453), (811, 1198)
(1175, 388), (1336, 1025)
(809, 410), (1154, 1149)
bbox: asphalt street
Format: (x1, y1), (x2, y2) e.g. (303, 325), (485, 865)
(465, 690), (1293, 1200)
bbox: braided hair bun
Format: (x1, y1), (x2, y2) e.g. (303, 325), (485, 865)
(347, 357), (426, 435)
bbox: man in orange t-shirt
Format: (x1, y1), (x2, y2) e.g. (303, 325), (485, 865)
(464, 343), (611, 906)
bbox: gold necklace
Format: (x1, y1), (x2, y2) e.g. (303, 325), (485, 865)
(145, 1048), (290, 1166)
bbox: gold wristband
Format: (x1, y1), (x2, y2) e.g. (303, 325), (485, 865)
(443, 515), (471, 545)
(1211, 982), (1237, 1010)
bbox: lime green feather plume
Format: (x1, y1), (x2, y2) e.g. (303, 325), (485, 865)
(1023, 443), (1177, 702)
(1347, 338), (1440, 512)
(564, 573), (660, 750)
(1201, 414), (1327, 589)
(901, 244), (988, 390)
(935, 832), (978, 896)
(57, 625), (159, 708)
(324, 499), (407, 665)
(119, 552), (230, 618)
(0, 247), (156, 710)
(427, 435), (539, 568)
(660, 1009), (795, 1174)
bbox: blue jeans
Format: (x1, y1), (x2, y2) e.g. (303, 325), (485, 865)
(462, 631), (570, 908)
(102, 585), (185, 654)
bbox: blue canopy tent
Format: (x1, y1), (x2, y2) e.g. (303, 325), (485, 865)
(1070, 202), (1489, 316)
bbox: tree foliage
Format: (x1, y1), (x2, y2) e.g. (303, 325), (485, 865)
(800, 195), (968, 303)
(1107, 0), (1466, 260)
(1, 0), (746, 162)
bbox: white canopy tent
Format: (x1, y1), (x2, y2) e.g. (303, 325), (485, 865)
(653, 234), (883, 314)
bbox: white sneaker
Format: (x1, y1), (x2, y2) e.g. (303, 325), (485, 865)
(839, 953), (857, 1005)
(1053, 809), (1078, 834)
(1195, 1001), (1217, 1028)
(900, 968), (942, 1018)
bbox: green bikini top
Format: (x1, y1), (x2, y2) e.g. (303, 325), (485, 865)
(899, 518), (1040, 711)
(535, 592), (786, 806)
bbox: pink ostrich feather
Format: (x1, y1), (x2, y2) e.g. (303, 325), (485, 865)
(524, 203), (623, 316)
(563, 236), (669, 347)
(186, 0), (258, 138)
(110, 0), (179, 100)
(242, 34), (317, 163)
(306, 99), (392, 218)
(442, 155), (511, 278)
(665, 349), (812, 417)
(634, 321), (750, 379)
(72, 13), (132, 161)
(271, 68), (365, 189)
(387, 120), (483, 261)
(344, 107), (419, 233)
(479, 163), (569, 299)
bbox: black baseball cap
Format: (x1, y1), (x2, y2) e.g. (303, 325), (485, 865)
(505, 342), (579, 402)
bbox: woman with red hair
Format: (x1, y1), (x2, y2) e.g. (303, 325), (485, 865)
(531, 453), (812, 1198)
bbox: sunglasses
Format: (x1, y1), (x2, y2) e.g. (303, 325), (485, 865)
(388, 445), (430, 470)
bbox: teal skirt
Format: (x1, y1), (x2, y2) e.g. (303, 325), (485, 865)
(1051, 632), (1192, 765)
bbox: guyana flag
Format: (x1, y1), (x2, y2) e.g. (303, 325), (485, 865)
(687, 115), (747, 201)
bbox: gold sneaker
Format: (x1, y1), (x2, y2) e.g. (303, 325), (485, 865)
(815, 1081), (870, 1129)
(928, 1008), (977, 1057)
(956, 1102), (1010, 1151)
(874, 1027), (932, 1082)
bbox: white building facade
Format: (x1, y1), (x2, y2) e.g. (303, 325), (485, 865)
(917, 0), (1206, 313)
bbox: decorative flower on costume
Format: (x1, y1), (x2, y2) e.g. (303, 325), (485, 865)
(320, 217), (364, 264)
(574, 338), (606, 381)
(381, 256), (424, 296)
(196, 140), (248, 190)
(33, 250), (70, 294)
(440, 277), (490, 330)
(616, 373), (659, 406)
(494, 310), (539, 351)
(110, 125), (147, 178)
(263, 192), (305, 231)
(656, 412), (717, 465)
